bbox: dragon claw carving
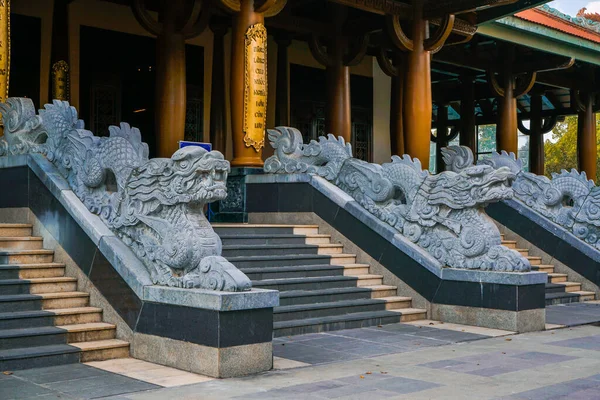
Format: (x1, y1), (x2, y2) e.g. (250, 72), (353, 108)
(0, 98), (251, 292)
(265, 128), (530, 272)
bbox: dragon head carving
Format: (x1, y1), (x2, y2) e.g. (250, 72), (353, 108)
(443, 165), (516, 207)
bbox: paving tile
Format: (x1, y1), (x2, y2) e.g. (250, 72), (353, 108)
(418, 359), (470, 369)
(468, 365), (524, 377)
(14, 364), (109, 384)
(365, 376), (441, 394)
(0, 377), (55, 400)
(548, 335), (600, 351)
(510, 351), (578, 363)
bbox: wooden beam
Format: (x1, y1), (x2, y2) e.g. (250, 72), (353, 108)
(424, 0), (517, 19)
(327, 0), (411, 16)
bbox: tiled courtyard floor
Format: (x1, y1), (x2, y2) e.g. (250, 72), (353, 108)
(3, 315), (600, 399)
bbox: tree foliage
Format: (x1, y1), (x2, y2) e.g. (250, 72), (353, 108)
(544, 115), (600, 182)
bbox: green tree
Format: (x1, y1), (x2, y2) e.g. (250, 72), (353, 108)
(544, 115), (600, 182)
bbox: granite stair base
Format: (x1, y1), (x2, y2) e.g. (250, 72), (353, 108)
(500, 234), (596, 306)
(0, 223), (129, 371)
(213, 224), (427, 337)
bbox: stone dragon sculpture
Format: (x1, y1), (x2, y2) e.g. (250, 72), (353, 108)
(265, 127), (530, 272)
(0, 98), (251, 292)
(473, 149), (600, 250)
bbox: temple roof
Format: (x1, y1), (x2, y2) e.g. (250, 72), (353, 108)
(515, 4), (600, 44)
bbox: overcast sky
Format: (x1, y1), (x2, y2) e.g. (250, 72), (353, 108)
(547, 0), (600, 16)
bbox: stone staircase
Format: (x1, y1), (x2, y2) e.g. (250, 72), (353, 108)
(0, 223), (129, 371)
(500, 234), (596, 306)
(213, 224), (427, 337)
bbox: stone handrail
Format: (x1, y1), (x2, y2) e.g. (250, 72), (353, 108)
(446, 145), (600, 251)
(264, 126), (530, 272)
(0, 98), (251, 292)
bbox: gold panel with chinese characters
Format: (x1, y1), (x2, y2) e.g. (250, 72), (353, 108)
(243, 23), (267, 152)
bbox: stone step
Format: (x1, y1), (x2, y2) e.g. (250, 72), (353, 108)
(226, 254), (336, 268)
(501, 240), (517, 249)
(0, 237), (44, 250)
(545, 291), (595, 306)
(527, 256), (542, 266)
(0, 277), (77, 295)
(59, 322), (117, 343)
(368, 285), (402, 298)
(273, 309), (426, 337)
(273, 297), (413, 323)
(279, 287), (378, 306)
(548, 273), (568, 283)
(253, 276), (360, 292)
(0, 224), (33, 238)
(0, 326), (68, 350)
(0, 249), (54, 264)
(546, 282), (582, 293)
(222, 244), (343, 257)
(220, 234), (332, 246)
(71, 339), (130, 362)
(213, 224), (320, 235)
(0, 343), (80, 371)
(0, 292), (89, 313)
(531, 264), (555, 273)
(241, 265), (346, 280)
(0, 263), (66, 279)
(0, 307), (102, 330)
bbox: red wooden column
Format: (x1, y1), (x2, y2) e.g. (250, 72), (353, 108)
(459, 75), (476, 153)
(132, 0), (211, 157)
(275, 34), (292, 126)
(386, 0), (454, 169)
(209, 23), (228, 153)
(376, 49), (405, 155)
(575, 90), (597, 180)
(308, 4), (368, 142)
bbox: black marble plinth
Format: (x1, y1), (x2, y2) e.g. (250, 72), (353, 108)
(210, 167), (264, 223)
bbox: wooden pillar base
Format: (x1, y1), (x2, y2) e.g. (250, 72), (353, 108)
(578, 94), (597, 180)
(326, 63), (351, 141)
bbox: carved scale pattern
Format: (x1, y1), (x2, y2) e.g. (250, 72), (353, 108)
(265, 127), (530, 272)
(0, 98), (251, 292)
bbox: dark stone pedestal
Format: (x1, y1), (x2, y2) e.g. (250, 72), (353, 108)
(210, 167), (264, 223)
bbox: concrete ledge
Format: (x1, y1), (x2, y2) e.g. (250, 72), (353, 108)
(440, 268), (548, 285)
(143, 286), (279, 311)
(0, 154), (27, 168)
(431, 304), (545, 333)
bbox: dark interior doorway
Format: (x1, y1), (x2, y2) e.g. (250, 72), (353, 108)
(79, 26), (203, 157)
(9, 14), (41, 105)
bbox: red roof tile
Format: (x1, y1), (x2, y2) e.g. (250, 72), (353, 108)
(515, 8), (600, 44)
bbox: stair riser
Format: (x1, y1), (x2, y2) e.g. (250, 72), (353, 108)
(0, 254), (54, 264)
(67, 329), (116, 343)
(223, 247), (319, 257)
(230, 257), (332, 268)
(0, 240), (43, 250)
(385, 300), (413, 310)
(0, 299), (42, 313)
(80, 345), (130, 362)
(0, 282), (31, 295)
(533, 267), (554, 273)
(549, 276), (567, 283)
(274, 314), (403, 337)
(20, 268), (66, 279)
(357, 278), (384, 287)
(0, 352), (79, 371)
(243, 269), (345, 280)
(221, 237), (308, 246)
(29, 282), (78, 294)
(0, 315), (55, 330)
(343, 268), (370, 276)
(0, 332), (67, 350)
(0, 269), (19, 280)
(545, 296), (583, 306)
(329, 256), (356, 265)
(55, 313), (102, 326)
(279, 291), (373, 306)
(43, 297), (89, 310)
(546, 285), (581, 294)
(0, 228), (33, 237)
(254, 279), (359, 292)
(518, 250), (528, 256)
(214, 227), (295, 235)
(305, 237), (331, 245)
(371, 289), (398, 298)
(502, 243), (517, 249)
(274, 303), (390, 322)
(528, 258), (542, 266)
